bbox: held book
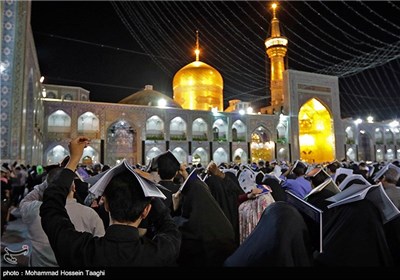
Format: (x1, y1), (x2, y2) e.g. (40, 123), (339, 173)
(88, 159), (166, 199)
(75, 167), (90, 181)
(222, 168), (238, 177)
(372, 163), (400, 182)
(337, 174), (369, 191)
(291, 160), (299, 170)
(262, 173), (283, 184)
(303, 178), (341, 200)
(326, 182), (400, 224)
(285, 190), (323, 253)
(179, 168), (201, 192)
(333, 167), (353, 183)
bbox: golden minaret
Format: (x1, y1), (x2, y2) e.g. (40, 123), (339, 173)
(265, 3), (288, 113)
(173, 31), (223, 111)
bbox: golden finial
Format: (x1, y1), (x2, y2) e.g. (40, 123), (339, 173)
(195, 30), (200, 61)
(271, 3), (277, 19)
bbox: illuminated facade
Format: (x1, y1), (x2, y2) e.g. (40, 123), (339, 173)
(1, 1), (399, 166)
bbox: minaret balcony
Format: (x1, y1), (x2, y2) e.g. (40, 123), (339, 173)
(265, 37), (288, 49)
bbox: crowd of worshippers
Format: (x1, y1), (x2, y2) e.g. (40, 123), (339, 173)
(1, 136), (400, 267)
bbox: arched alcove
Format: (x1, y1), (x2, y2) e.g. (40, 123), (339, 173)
(46, 145), (68, 165)
(358, 131), (372, 161)
(47, 110), (71, 133)
(213, 147), (228, 166)
(298, 98), (335, 163)
(146, 115), (164, 140)
(78, 112), (99, 132)
(212, 118), (227, 141)
(170, 117), (187, 141)
(233, 148), (247, 164)
(106, 120), (136, 165)
(172, 147), (187, 164)
(146, 147), (162, 166)
(192, 118), (208, 141)
(192, 147), (208, 167)
(232, 120), (246, 142)
(250, 126), (274, 163)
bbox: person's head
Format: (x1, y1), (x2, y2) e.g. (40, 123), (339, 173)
(335, 173), (348, 186)
(103, 169), (152, 224)
(36, 165), (44, 175)
(382, 167), (400, 185)
(0, 166), (10, 179)
(292, 161), (307, 177)
(327, 162), (340, 175)
(101, 165), (110, 172)
(157, 151), (180, 180)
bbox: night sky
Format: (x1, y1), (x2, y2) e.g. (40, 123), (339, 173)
(31, 1), (400, 122)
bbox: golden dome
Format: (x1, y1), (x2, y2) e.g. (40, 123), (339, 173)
(173, 60), (223, 111)
(119, 85), (182, 109)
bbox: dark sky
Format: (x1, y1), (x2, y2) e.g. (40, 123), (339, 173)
(31, 1), (400, 122)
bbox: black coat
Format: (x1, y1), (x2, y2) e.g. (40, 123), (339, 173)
(204, 174), (243, 246)
(176, 174), (236, 267)
(224, 201), (313, 267)
(158, 180), (180, 212)
(40, 169), (181, 266)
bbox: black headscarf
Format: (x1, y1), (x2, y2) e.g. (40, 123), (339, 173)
(314, 200), (393, 266)
(176, 174), (237, 267)
(224, 201), (313, 267)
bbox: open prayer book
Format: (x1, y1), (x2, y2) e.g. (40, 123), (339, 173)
(333, 167), (353, 183)
(326, 183), (400, 224)
(304, 178), (341, 200)
(179, 168), (201, 192)
(88, 159), (166, 199)
(337, 174), (369, 191)
(262, 172), (283, 184)
(372, 163), (400, 182)
(285, 190), (323, 253)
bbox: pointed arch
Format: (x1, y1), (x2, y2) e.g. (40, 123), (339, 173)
(232, 120), (246, 142)
(78, 111), (99, 132)
(213, 147), (228, 166)
(374, 128), (383, 144)
(172, 147), (187, 164)
(250, 126), (274, 162)
(46, 145), (69, 165)
(47, 110), (71, 133)
(192, 147), (208, 167)
(298, 98), (335, 163)
(106, 119), (136, 165)
(146, 147), (162, 166)
(80, 146), (99, 165)
(192, 118), (208, 141)
(345, 126), (355, 144)
(358, 131), (372, 161)
(233, 148), (247, 164)
(212, 118), (227, 141)
(170, 117), (187, 141)
(146, 115), (164, 140)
